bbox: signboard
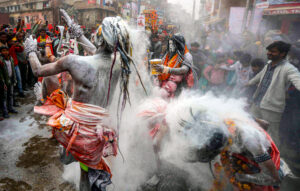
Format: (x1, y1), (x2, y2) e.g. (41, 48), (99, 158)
(264, 7), (300, 15)
(137, 14), (145, 28)
(268, 0), (300, 5)
(229, 7), (245, 34)
(256, 0), (269, 8)
(229, 7), (263, 34)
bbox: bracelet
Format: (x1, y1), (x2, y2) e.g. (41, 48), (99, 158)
(163, 66), (169, 74)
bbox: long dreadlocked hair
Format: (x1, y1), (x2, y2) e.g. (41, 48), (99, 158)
(101, 17), (147, 129)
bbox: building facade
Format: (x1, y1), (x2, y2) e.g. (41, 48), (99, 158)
(0, 0), (118, 29)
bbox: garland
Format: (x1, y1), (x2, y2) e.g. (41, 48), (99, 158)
(209, 120), (254, 191)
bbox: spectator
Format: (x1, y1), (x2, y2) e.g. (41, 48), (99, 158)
(150, 34), (162, 59)
(0, 46), (18, 118)
(203, 53), (226, 93)
(0, 31), (8, 47)
(246, 58), (265, 101)
(37, 28), (48, 49)
(16, 32), (28, 91)
(7, 35), (25, 97)
(190, 42), (206, 79)
(248, 41), (300, 147)
(0, 60), (5, 121)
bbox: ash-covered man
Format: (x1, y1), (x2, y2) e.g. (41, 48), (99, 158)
(248, 41), (300, 148)
(185, 115), (283, 191)
(25, 9), (143, 191)
(153, 34), (195, 98)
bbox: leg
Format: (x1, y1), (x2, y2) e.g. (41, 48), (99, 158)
(19, 62), (28, 90)
(7, 85), (14, 111)
(250, 104), (263, 119)
(1, 87), (9, 118)
(260, 109), (282, 148)
(14, 65), (24, 95)
(80, 169), (90, 191)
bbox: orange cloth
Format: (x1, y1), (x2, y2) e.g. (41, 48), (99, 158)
(45, 99), (117, 175)
(158, 46), (189, 81)
(34, 89), (67, 116)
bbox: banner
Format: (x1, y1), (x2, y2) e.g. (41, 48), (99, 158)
(137, 14), (145, 29)
(268, 0), (300, 5)
(256, 0), (269, 8)
(229, 7), (263, 34)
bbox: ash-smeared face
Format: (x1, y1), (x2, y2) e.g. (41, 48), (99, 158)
(169, 40), (176, 53)
(95, 33), (105, 48)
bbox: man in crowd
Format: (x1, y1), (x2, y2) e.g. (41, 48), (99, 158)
(16, 32), (28, 91)
(37, 28), (48, 49)
(220, 53), (253, 96)
(0, 46), (18, 118)
(248, 41), (300, 147)
(7, 35), (25, 97)
(150, 34), (162, 59)
(0, 31), (8, 47)
(190, 42), (206, 80)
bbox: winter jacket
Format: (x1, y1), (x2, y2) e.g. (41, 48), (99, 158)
(249, 59), (300, 113)
(0, 56), (16, 86)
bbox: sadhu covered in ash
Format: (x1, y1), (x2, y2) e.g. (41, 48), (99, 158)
(25, 9), (146, 191)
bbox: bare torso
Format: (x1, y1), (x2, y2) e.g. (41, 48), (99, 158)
(69, 53), (120, 107)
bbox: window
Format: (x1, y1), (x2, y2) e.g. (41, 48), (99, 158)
(44, 15), (47, 21)
(26, 16), (30, 23)
(9, 17), (15, 25)
(43, 2), (49, 8)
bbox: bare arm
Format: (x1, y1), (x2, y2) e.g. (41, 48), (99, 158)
(28, 52), (71, 77)
(248, 66), (266, 86)
(60, 9), (96, 55)
(235, 159), (280, 186)
(77, 35), (97, 55)
(45, 37), (57, 62)
(154, 64), (189, 75)
(168, 65), (189, 75)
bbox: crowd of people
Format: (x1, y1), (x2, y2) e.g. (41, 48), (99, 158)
(1, 9), (300, 190)
(148, 25), (300, 182)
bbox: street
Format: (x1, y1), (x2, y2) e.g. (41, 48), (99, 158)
(0, 91), (76, 191)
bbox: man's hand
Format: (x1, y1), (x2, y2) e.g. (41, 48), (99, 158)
(60, 9), (73, 27)
(60, 9), (83, 38)
(153, 64), (164, 73)
(46, 37), (53, 44)
(235, 171), (280, 187)
(24, 35), (37, 56)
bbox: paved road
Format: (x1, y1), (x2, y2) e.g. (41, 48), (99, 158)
(0, 91), (76, 191)
(0, 91), (299, 191)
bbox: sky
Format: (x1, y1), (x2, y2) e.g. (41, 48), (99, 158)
(167, 0), (201, 19)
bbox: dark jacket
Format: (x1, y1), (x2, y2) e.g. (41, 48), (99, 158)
(0, 56), (16, 86)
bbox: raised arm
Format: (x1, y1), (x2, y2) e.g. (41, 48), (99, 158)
(154, 53), (192, 75)
(235, 159), (280, 187)
(25, 36), (71, 77)
(60, 9), (96, 55)
(287, 64), (300, 91)
(235, 139), (280, 187)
